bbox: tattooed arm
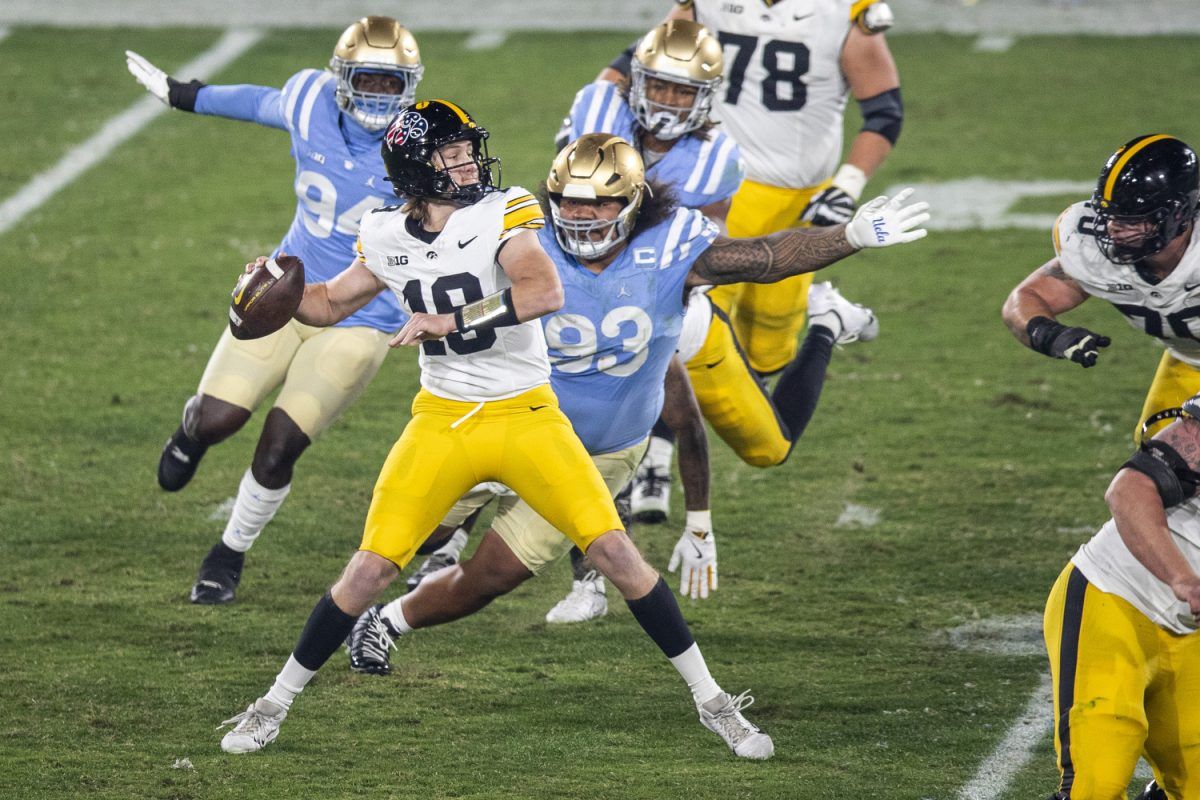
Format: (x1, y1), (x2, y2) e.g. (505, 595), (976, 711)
(685, 188), (929, 289)
(685, 225), (857, 289)
(1107, 417), (1200, 617)
(1001, 257), (1091, 346)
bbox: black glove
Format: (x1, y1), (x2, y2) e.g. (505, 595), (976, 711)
(800, 186), (857, 226)
(1027, 316), (1111, 368)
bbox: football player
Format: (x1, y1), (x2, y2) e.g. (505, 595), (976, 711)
(600, 0), (902, 516)
(124, 17), (422, 604)
(218, 110), (871, 760)
(534, 20), (880, 621)
(340, 133), (928, 758)
(1002, 135), (1200, 442)
(1044, 394), (1200, 799)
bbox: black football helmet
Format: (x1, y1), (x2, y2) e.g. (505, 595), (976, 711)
(1091, 134), (1199, 264)
(381, 99), (500, 204)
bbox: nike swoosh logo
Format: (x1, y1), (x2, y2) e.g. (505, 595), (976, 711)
(793, 12), (814, 21)
(689, 542), (703, 558)
(231, 273), (250, 305)
(529, 405), (548, 411)
(705, 358), (725, 369)
(458, 236), (478, 249)
(1185, 282), (1200, 291)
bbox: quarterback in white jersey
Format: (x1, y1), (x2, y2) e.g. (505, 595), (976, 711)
(1043, 400), (1200, 799)
(356, 186), (550, 401)
(1003, 135), (1200, 442)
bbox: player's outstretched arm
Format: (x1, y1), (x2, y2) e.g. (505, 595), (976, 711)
(293, 260), (387, 328)
(686, 189), (928, 289)
(1108, 417), (1200, 618)
(1001, 258), (1109, 367)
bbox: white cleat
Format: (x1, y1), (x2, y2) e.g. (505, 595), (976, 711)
(698, 690), (775, 760)
(631, 465), (671, 523)
(807, 281), (878, 344)
(219, 697), (287, 754)
(545, 570), (608, 624)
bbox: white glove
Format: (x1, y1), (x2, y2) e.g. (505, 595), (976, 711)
(125, 50), (171, 105)
(844, 188), (930, 249)
(667, 522), (717, 600)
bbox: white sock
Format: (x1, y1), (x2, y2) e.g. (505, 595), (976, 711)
(435, 527), (469, 559)
(668, 642), (722, 706)
(221, 469), (291, 553)
(643, 435), (674, 472)
(380, 596), (415, 635)
(263, 655), (316, 711)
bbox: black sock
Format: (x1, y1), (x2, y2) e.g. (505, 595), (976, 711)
(626, 577), (695, 658)
(650, 416), (676, 444)
(770, 325), (835, 451)
(293, 593), (359, 672)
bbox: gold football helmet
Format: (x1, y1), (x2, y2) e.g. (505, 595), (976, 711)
(547, 134), (647, 260)
(629, 20), (723, 140)
(329, 16), (423, 131)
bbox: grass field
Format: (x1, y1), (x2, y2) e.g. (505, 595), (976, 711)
(1, 25), (1197, 800)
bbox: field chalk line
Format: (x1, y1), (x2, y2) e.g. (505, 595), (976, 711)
(958, 672), (1052, 800)
(0, 28), (263, 237)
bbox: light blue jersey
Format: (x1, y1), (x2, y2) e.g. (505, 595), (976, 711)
(194, 69), (404, 332)
(540, 208), (719, 454)
(563, 81), (743, 209)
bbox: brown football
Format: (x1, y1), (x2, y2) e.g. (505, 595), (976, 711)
(228, 255), (305, 340)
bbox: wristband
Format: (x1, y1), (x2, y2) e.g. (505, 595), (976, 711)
(168, 78), (206, 112)
(831, 164), (868, 201)
(685, 509), (712, 533)
(454, 288), (519, 333)
(1026, 316), (1066, 356)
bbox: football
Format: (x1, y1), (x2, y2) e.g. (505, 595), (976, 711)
(228, 255), (305, 340)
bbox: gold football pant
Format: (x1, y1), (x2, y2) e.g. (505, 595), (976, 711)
(685, 304), (791, 467)
(1136, 351), (1200, 443)
(1045, 564), (1200, 800)
(360, 385), (623, 569)
(708, 178), (827, 375)
(197, 320), (390, 438)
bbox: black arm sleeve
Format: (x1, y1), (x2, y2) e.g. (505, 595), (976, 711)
(1123, 440), (1200, 508)
(857, 87), (903, 146)
(167, 78), (206, 112)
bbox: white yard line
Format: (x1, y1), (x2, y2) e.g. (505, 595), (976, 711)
(957, 672), (1053, 800)
(464, 30), (507, 50)
(0, 28), (263, 237)
(974, 34), (1015, 52)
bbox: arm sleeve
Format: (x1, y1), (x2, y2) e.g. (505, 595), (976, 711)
(194, 84), (287, 130)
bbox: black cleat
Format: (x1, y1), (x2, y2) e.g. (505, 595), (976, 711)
(189, 542), (244, 604)
(347, 604), (399, 675)
(1135, 781), (1167, 800)
(406, 550), (459, 592)
(158, 426), (208, 492)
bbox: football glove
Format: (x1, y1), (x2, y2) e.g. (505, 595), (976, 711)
(125, 50), (171, 104)
(1027, 316), (1111, 368)
(668, 519), (717, 600)
(844, 188), (930, 248)
(801, 186), (857, 226)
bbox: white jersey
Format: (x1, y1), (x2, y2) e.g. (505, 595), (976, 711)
(677, 287), (714, 363)
(692, 0), (866, 189)
(1056, 201), (1200, 367)
(356, 187), (551, 402)
(1072, 498), (1200, 634)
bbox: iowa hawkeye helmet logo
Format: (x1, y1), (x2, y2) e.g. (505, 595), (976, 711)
(386, 110), (428, 147)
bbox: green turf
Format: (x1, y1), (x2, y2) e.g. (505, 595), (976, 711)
(2, 25), (1196, 799)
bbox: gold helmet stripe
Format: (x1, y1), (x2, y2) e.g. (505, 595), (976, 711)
(1103, 134), (1176, 202)
(434, 99), (473, 125)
